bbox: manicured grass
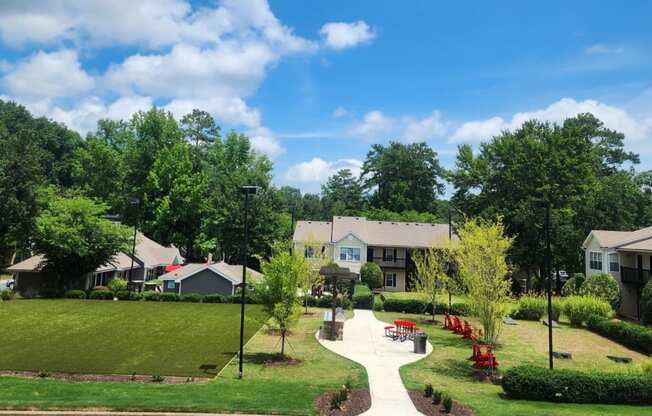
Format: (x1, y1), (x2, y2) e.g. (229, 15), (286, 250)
(376, 311), (648, 416)
(0, 299), (267, 377)
(0, 304), (366, 415)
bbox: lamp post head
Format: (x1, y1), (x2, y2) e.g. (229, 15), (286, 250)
(241, 185), (261, 195)
(129, 197), (140, 206)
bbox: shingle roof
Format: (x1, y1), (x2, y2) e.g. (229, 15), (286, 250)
(159, 261), (263, 284)
(293, 216), (456, 248)
(587, 226), (652, 249)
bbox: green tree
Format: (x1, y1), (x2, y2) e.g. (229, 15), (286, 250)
(360, 262), (383, 289)
(322, 169), (366, 217)
(453, 218), (512, 345)
(256, 245), (306, 356)
(412, 246), (450, 322)
(33, 195), (132, 289)
(361, 142), (445, 213)
(180, 109), (220, 148)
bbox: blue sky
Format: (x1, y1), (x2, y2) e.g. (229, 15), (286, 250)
(1, 1), (651, 194)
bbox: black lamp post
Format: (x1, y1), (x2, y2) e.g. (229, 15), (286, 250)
(543, 202), (554, 370)
(127, 197), (140, 288)
(238, 185), (259, 379)
(447, 205), (463, 311)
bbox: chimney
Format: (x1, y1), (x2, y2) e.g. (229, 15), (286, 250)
(207, 253), (213, 264)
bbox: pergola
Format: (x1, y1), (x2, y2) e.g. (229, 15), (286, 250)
(319, 265), (356, 341)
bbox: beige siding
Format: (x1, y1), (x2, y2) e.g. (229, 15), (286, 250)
(382, 269), (405, 292)
(333, 234), (366, 274)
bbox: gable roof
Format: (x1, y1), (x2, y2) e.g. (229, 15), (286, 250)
(583, 226), (652, 249)
(293, 216), (455, 248)
(159, 261), (263, 284)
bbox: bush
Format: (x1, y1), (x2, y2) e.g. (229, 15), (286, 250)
(360, 262), (383, 289)
(442, 394), (453, 413)
(203, 294), (225, 303)
(586, 315), (652, 355)
(160, 292), (180, 302)
(580, 273), (620, 310)
(64, 289), (86, 299)
(373, 295), (384, 311)
(502, 365), (652, 404)
(306, 295), (352, 309)
(511, 295), (562, 321)
(352, 284), (373, 309)
(227, 294), (257, 304)
(142, 291), (161, 301)
(0, 289), (13, 301)
(381, 297), (470, 316)
(642, 360), (652, 375)
(180, 293), (203, 303)
(116, 290), (142, 301)
(432, 390), (442, 405)
(562, 296), (612, 326)
(107, 278), (128, 294)
(561, 273), (585, 297)
(424, 383), (433, 397)
(641, 280), (652, 324)
(89, 290), (114, 300)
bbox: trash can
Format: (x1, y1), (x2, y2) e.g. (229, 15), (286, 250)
(413, 332), (427, 354)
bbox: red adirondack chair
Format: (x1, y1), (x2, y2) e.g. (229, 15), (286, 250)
(462, 321), (473, 338)
(453, 316), (464, 335)
(443, 312), (452, 330)
(473, 344), (499, 369)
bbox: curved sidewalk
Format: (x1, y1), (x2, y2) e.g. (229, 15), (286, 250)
(318, 309), (432, 416)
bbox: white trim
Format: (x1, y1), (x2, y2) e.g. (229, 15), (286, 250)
(589, 251), (603, 271)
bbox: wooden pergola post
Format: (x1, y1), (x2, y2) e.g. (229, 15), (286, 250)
(319, 265), (355, 341)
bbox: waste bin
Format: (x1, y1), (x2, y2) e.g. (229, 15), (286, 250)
(413, 332), (427, 354)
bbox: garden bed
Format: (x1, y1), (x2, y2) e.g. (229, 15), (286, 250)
(409, 391), (474, 416)
(0, 370), (211, 384)
(314, 389), (371, 416)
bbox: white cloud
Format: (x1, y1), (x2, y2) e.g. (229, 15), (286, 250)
(3, 50), (94, 100)
(284, 157), (363, 183)
(247, 126), (284, 159)
(403, 111), (448, 142)
(349, 110), (394, 139)
(165, 96), (261, 128)
(333, 106), (349, 118)
(320, 21), (375, 50)
(450, 98), (652, 145)
(585, 43), (624, 55)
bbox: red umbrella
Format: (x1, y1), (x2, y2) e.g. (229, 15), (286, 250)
(164, 264), (182, 273)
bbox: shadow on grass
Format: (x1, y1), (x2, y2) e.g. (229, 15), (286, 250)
(198, 363), (219, 375)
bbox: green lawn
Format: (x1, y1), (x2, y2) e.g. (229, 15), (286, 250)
(0, 299), (267, 377)
(0, 302), (366, 415)
(376, 311), (649, 416)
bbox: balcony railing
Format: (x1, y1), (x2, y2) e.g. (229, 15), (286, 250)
(620, 266), (651, 285)
(371, 256), (406, 268)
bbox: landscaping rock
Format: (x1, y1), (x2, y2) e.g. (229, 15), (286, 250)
(541, 319), (560, 328)
(606, 355), (632, 363)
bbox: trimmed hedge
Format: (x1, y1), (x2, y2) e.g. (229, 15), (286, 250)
(562, 296), (612, 326)
(580, 273), (621, 310)
(227, 294), (258, 304)
(586, 315), (652, 355)
(115, 290), (142, 301)
(88, 290), (114, 300)
(641, 280), (652, 324)
(203, 294), (225, 303)
(160, 292), (180, 302)
(142, 291), (161, 302)
(64, 290), (86, 299)
(352, 284), (373, 309)
(511, 295), (562, 321)
(382, 298), (469, 316)
(373, 295), (384, 311)
(180, 293), (203, 303)
(502, 365), (652, 404)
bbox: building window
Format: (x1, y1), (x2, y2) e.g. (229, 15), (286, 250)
(304, 246), (315, 258)
(384, 272), (396, 287)
(339, 247), (361, 261)
(383, 248), (396, 262)
(589, 251), (603, 271)
(608, 253), (619, 272)
(166, 281), (175, 290)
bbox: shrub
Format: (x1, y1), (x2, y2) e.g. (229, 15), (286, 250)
(442, 394), (453, 413)
(306, 295), (352, 309)
(424, 383), (433, 397)
(107, 278), (128, 294)
(1, 289), (14, 301)
(641, 280), (652, 324)
(180, 293), (203, 303)
(227, 294), (257, 304)
(373, 295), (384, 311)
(360, 262), (383, 289)
(511, 295), (561, 321)
(580, 273), (620, 310)
(92, 285), (110, 291)
(64, 289), (86, 299)
(142, 291), (161, 302)
(381, 297), (470, 316)
(160, 292), (180, 302)
(562, 296), (612, 326)
(151, 374), (165, 383)
(642, 360), (652, 375)
(116, 290), (142, 301)
(203, 294), (225, 303)
(352, 284), (373, 309)
(502, 365), (652, 404)
(89, 290), (114, 300)
(586, 315), (652, 355)
(432, 390), (442, 405)
(561, 273), (585, 297)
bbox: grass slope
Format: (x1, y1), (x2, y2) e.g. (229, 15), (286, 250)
(376, 311), (649, 416)
(0, 304), (366, 415)
(0, 299), (267, 377)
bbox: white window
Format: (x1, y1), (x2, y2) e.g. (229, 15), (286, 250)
(589, 251), (603, 271)
(339, 247), (361, 261)
(608, 253), (619, 272)
(383, 248), (395, 262)
(384, 272), (396, 287)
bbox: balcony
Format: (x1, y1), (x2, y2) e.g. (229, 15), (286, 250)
(620, 266), (651, 285)
(371, 256), (406, 268)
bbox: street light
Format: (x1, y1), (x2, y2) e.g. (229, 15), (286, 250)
(238, 185), (260, 379)
(127, 197), (140, 289)
(447, 205), (464, 312)
(535, 200), (554, 370)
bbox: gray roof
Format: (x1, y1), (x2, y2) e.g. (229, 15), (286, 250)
(584, 226), (652, 250)
(159, 261), (263, 284)
(293, 216), (456, 248)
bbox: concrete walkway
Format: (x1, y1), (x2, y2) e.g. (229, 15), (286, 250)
(318, 309), (432, 416)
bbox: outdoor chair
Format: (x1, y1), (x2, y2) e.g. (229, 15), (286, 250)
(462, 321), (473, 339)
(452, 316), (464, 334)
(473, 344), (499, 369)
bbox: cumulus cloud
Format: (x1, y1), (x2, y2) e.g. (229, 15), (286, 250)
(349, 109), (450, 142)
(284, 157), (363, 183)
(332, 106), (349, 118)
(349, 110), (394, 139)
(403, 111), (448, 142)
(450, 98), (652, 145)
(247, 126), (284, 159)
(320, 21), (375, 50)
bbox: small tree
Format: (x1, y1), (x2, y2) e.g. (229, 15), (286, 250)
(453, 218), (513, 345)
(256, 246), (307, 356)
(299, 235), (327, 313)
(360, 262), (383, 289)
(412, 246), (450, 322)
(108, 278), (128, 294)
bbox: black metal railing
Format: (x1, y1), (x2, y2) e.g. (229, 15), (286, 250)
(620, 266), (651, 285)
(371, 256), (406, 267)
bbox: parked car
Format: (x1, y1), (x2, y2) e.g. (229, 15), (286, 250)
(1, 279), (14, 289)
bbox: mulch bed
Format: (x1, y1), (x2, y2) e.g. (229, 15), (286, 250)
(0, 370), (211, 384)
(409, 391), (474, 416)
(264, 328), (295, 336)
(314, 389), (371, 416)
